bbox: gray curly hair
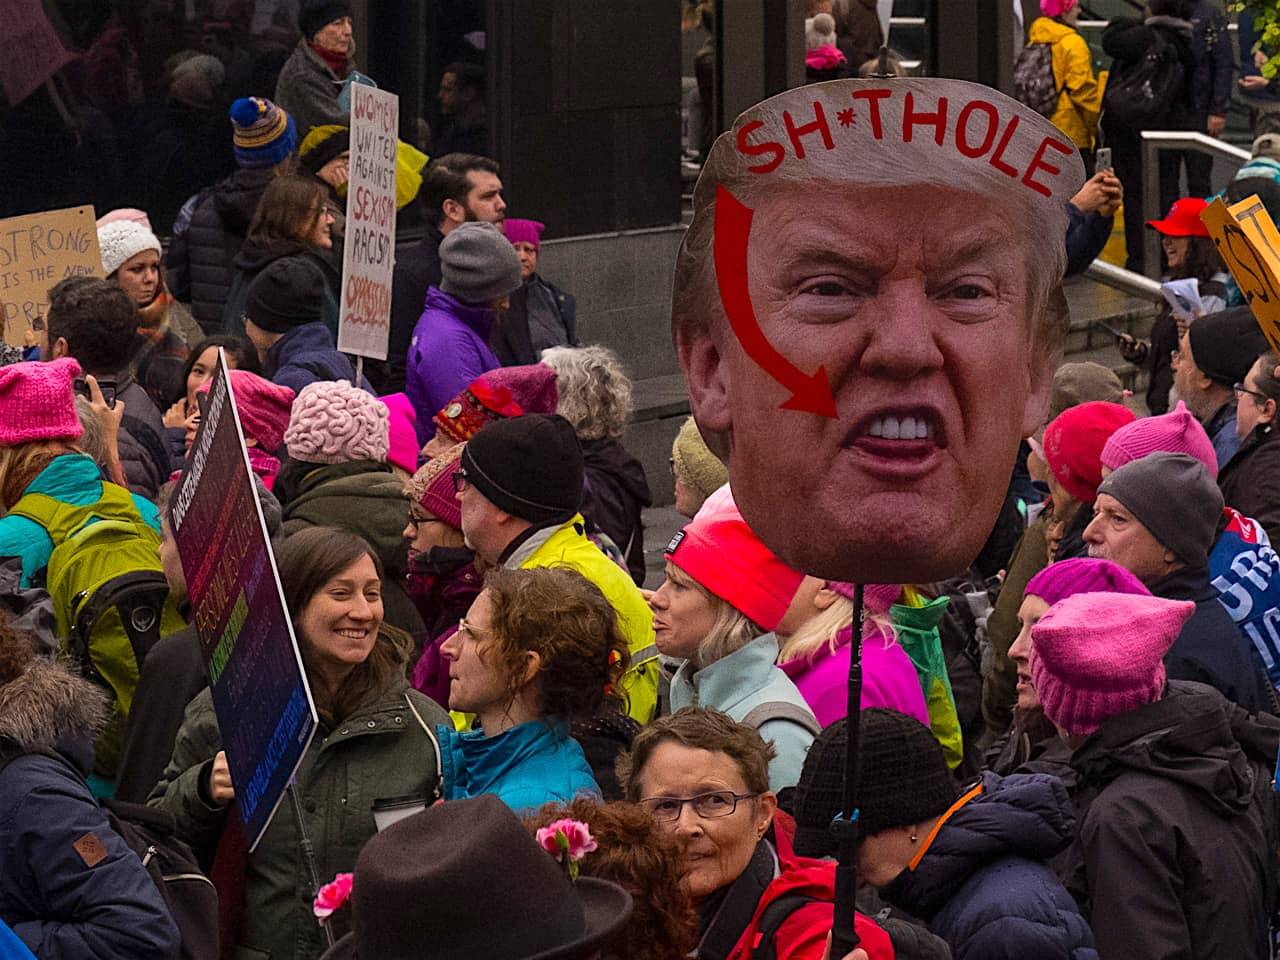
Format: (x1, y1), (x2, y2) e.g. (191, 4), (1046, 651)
(540, 345), (634, 440)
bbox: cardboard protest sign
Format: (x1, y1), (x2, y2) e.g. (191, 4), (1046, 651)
(675, 78), (1084, 586)
(0, 0), (75, 108)
(337, 85), (399, 361)
(170, 353), (317, 850)
(0, 206), (100, 348)
(1200, 194), (1280, 357)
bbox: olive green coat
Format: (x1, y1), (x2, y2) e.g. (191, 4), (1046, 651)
(149, 683), (448, 960)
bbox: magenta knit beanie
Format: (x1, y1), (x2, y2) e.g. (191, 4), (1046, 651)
(284, 380), (389, 464)
(666, 506), (805, 631)
(1024, 557), (1151, 607)
(198, 370), (294, 453)
(826, 581), (901, 614)
(1042, 401), (1136, 504)
(503, 219), (545, 250)
(380, 393), (419, 473)
(405, 443), (464, 529)
(1030, 592), (1193, 736)
(433, 365), (559, 444)
(1040, 0), (1076, 16)
(0, 358), (84, 446)
(1099, 401), (1219, 479)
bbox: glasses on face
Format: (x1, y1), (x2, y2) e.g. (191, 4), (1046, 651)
(1235, 382), (1270, 404)
(452, 469), (470, 494)
(639, 791), (758, 822)
(408, 514), (444, 531)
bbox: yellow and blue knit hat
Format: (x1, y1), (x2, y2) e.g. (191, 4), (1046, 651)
(230, 97), (297, 169)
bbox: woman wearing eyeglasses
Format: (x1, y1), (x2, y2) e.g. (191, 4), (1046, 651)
(437, 565), (628, 811)
(618, 708), (893, 960)
(1218, 351), (1280, 546)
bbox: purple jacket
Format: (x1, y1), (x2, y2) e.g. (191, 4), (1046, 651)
(780, 624), (930, 728)
(406, 286), (501, 443)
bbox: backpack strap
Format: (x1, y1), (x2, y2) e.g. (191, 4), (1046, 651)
(403, 692), (444, 803)
(8, 482), (145, 545)
(750, 893), (821, 960)
(740, 701), (822, 738)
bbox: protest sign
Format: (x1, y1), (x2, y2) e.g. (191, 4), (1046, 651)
(0, 206), (100, 348)
(170, 352), (317, 850)
(1200, 194), (1280, 356)
(0, 0), (76, 108)
(337, 84), (399, 361)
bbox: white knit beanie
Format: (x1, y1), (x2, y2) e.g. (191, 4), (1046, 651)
(98, 220), (162, 277)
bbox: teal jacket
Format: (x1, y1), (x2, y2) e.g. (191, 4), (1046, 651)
(439, 719), (600, 813)
(669, 633), (817, 791)
(0, 455), (160, 588)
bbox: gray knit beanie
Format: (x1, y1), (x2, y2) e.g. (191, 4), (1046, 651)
(1095, 452), (1223, 566)
(440, 222), (523, 305)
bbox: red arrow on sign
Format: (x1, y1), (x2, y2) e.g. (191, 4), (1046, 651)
(713, 185), (839, 419)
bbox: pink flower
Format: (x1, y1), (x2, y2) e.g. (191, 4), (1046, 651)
(535, 819), (597, 878)
(313, 873), (354, 920)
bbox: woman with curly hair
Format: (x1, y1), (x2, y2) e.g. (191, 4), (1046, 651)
(439, 565), (630, 811)
(526, 798), (697, 960)
(540, 344), (652, 584)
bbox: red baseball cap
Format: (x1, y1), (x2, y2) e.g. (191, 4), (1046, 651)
(1146, 197), (1210, 238)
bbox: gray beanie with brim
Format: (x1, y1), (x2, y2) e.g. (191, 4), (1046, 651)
(1096, 451), (1223, 566)
(440, 222), (523, 305)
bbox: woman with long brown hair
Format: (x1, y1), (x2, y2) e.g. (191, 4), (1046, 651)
(150, 526), (449, 960)
(221, 174), (342, 338)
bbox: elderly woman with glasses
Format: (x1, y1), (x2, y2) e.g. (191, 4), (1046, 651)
(1218, 350), (1280, 546)
(618, 708), (894, 960)
(437, 565), (629, 812)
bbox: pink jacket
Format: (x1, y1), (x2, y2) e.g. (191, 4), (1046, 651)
(780, 623), (930, 727)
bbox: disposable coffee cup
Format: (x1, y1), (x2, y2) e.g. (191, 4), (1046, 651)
(372, 795), (427, 832)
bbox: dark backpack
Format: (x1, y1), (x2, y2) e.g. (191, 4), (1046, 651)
(6, 484), (185, 778)
(1103, 30), (1185, 127)
(1012, 42), (1060, 117)
(0, 752), (218, 960)
(750, 894), (819, 960)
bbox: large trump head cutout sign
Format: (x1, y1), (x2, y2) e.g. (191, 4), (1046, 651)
(674, 78), (1085, 583)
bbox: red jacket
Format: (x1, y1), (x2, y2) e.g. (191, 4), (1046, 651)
(728, 812), (894, 960)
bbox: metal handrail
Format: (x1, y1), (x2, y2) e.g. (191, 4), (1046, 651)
(1140, 131), (1251, 277)
(1085, 258), (1164, 302)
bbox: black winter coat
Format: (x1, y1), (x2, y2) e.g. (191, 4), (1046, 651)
(1218, 425), (1280, 548)
(492, 275), (578, 366)
(1150, 565), (1273, 712)
(1065, 681), (1274, 960)
(580, 438), (652, 586)
(1101, 16), (1198, 141)
(385, 231), (443, 395)
(167, 167), (275, 335)
(880, 772), (1097, 960)
(0, 662), (180, 959)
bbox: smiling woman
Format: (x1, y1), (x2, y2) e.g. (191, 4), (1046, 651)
(149, 526), (450, 959)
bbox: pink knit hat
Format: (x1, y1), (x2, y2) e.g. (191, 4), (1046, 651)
(0, 358), (84, 446)
(1040, 0), (1076, 16)
(1099, 401), (1219, 479)
(503, 219), (545, 250)
(826, 582), (902, 615)
(404, 443), (464, 529)
(665, 506), (805, 631)
(1030, 592), (1193, 736)
(433, 365), (559, 443)
(1042, 401), (1135, 504)
(380, 393), (419, 473)
(284, 380), (390, 464)
(1025, 557), (1150, 607)
(198, 370), (294, 453)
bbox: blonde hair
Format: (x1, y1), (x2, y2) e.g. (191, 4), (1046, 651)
(776, 590), (898, 664)
(666, 563), (764, 669)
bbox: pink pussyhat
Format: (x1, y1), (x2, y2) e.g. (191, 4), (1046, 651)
(0, 358), (84, 446)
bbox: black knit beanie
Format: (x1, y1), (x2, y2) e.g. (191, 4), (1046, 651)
(793, 709), (957, 859)
(1187, 306), (1271, 387)
(299, 0), (352, 39)
(460, 414), (583, 525)
(246, 257), (326, 334)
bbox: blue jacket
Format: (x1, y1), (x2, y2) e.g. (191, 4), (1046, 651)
(0, 455), (159, 589)
(1065, 203), (1113, 278)
(1189, 0), (1234, 118)
(669, 634), (817, 791)
(406, 287), (501, 443)
(264, 322), (372, 396)
(1210, 508), (1280, 688)
(0, 662), (179, 959)
(881, 772), (1097, 960)
(438, 719), (600, 813)
(1239, 11), (1280, 104)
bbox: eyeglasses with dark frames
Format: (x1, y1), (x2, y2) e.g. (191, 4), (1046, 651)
(638, 791), (758, 822)
(1235, 382), (1271, 404)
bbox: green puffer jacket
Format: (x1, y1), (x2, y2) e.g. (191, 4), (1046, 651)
(148, 682), (448, 960)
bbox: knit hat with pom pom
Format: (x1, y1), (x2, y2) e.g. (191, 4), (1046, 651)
(230, 97), (297, 169)
(284, 380), (389, 464)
